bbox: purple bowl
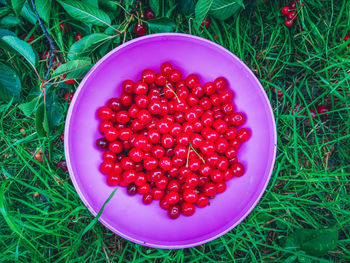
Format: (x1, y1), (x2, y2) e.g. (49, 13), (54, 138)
(64, 33), (277, 249)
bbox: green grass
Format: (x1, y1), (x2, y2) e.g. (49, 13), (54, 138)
(1, 0), (350, 262)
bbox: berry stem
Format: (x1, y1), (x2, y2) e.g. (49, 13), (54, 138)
(189, 144), (206, 164)
(165, 82), (181, 103)
(186, 144), (191, 168)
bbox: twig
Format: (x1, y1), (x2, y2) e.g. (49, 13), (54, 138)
(30, 0), (64, 81)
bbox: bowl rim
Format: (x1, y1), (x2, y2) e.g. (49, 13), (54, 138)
(64, 33), (277, 249)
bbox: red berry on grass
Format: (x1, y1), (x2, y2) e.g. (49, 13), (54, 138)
(285, 20), (294, 28)
(134, 22), (148, 36)
(64, 92), (74, 102)
(316, 105), (330, 116)
(59, 22), (69, 33)
(289, 1), (296, 9)
(287, 11), (297, 21)
(145, 9), (155, 20)
(22, 34), (35, 44)
(75, 33), (81, 41)
(201, 17), (211, 29)
(281, 6), (290, 15)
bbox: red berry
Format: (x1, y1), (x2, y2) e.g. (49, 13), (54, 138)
(200, 140), (215, 155)
(316, 105), (330, 116)
(159, 157), (172, 171)
(134, 22), (148, 36)
(219, 90), (234, 103)
(155, 73), (167, 86)
(104, 127), (119, 141)
(59, 22), (69, 33)
(237, 128), (250, 142)
(97, 106), (113, 121)
(167, 180), (181, 192)
(107, 98), (122, 111)
(289, 1), (296, 9)
(181, 202), (195, 216)
(122, 80), (134, 94)
(165, 191), (180, 205)
(142, 193), (153, 204)
(203, 182), (217, 196)
(216, 181), (227, 193)
(160, 62), (173, 76)
(108, 140), (122, 154)
(287, 11), (297, 21)
(145, 9), (155, 20)
(201, 17), (211, 29)
(142, 69), (156, 84)
(22, 34), (35, 44)
(215, 137), (229, 153)
(161, 134), (174, 148)
(138, 183), (151, 194)
(107, 174), (121, 186)
(144, 156), (158, 170)
(128, 148), (144, 162)
(225, 146), (238, 159)
(75, 33), (81, 41)
(232, 162), (245, 177)
(231, 112), (245, 126)
(285, 20), (294, 28)
(183, 189), (198, 203)
(281, 6), (290, 15)
(168, 205), (180, 219)
(214, 77), (228, 91)
(185, 74), (199, 89)
(127, 183), (137, 195)
(169, 69), (182, 83)
(196, 194), (209, 207)
(99, 161), (114, 175)
(120, 93), (133, 106)
(213, 119), (228, 134)
(186, 173), (199, 188)
(102, 151), (116, 162)
(176, 133), (190, 146)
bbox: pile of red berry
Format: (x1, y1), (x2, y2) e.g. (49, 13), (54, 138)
(281, 0), (303, 28)
(95, 63), (250, 219)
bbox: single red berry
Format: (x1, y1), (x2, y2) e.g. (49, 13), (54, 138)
(145, 9), (155, 20)
(167, 180), (181, 192)
(138, 183), (151, 194)
(160, 62), (173, 76)
(96, 138), (108, 150)
(116, 110), (130, 124)
(107, 174), (121, 186)
(169, 69), (182, 83)
(64, 92), (74, 102)
(237, 128), (251, 142)
(107, 98), (122, 111)
(22, 34), (35, 44)
(316, 105), (330, 116)
(192, 84), (205, 98)
(120, 93), (133, 106)
(181, 202), (195, 216)
(168, 205), (180, 219)
(176, 133), (190, 146)
(203, 182), (217, 197)
(202, 128), (218, 142)
(215, 137), (229, 153)
(123, 170), (137, 184)
(216, 181), (227, 193)
(152, 188), (164, 200)
(142, 193), (153, 204)
(231, 112), (245, 126)
(211, 169), (224, 183)
(127, 183), (137, 195)
(148, 129), (161, 143)
(230, 138), (241, 149)
(97, 106), (113, 121)
(142, 69), (156, 84)
(134, 81), (148, 95)
(285, 20), (294, 28)
(281, 6), (290, 15)
(186, 173), (199, 188)
(114, 163), (123, 175)
(120, 157), (135, 170)
(159, 157), (172, 171)
(183, 189), (198, 203)
(200, 140), (215, 155)
(102, 151), (116, 162)
(213, 119), (228, 134)
(232, 162), (245, 177)
(201, 17), (211, 29)
(122, 80), (135, 94)
(135, 173), (147, 186)
(225, 146), (238, 159)
(287, 11), (297, 21)
(99, 161), (114, 175)
(75, 33), (81, 41)
(289, 1), (296, 9)
(128, 148), (144, 162)
(104, 127), (119, 141)
(134, 22), (148, 36)
(196, 194), (209, 207)
(203, 82), (216, 95)
(185, 74), (200, 89)
(161, 134), (174, 148)
(155, 73), (167, 86)
(144, 156), (158, 170)
(214, 77), (228, 91)
(165, 191), (180, 205)
(59, 22), (69, 33)
(137, 109), (152, 124)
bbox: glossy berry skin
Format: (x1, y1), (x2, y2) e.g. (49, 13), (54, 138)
(104, 127), (119, 141)
(213, 119), (228, 134)
(231, 112), (245, 126)
(145, 9), (155, 20)
(167, 180), (181, 192)
(202, 182), (217, 197)
(97, 106), (113, 121)
(285, 20), (294, 28)
(316, 105), (330, 116)
(232, 162), (245, 177)
(122, 80), (134, 94)
(59, 22), (69, 33)
(203, 82), (216, 95)
(237, 128), (250, 142)
(186, 74), (199, 89)
(108, 98), (122, 111)
(128, 148), (144, 162)
(287, 11), (297, 21)
(99, 161), (114, 175)
(127, 183), (137, 195)
(168, 205), (180, 219)
(159, 157), (172, 171)
(214, 77), (228, 91)
(96, 138), (108, 150)
(107, 174), (121, 186)
(144, 156), (158, 170)
(196, 194), (209, 207)
(169, 69), (182, 83)
(160, 62), (173, 76)
(165, 191), (180, 205)
(142, 193), (153, 204)
(75, 33), (81, 41)
(281, 6), (290, 15)
(102, 151), (116, 162)
(220, 90), (234, 103)
(201, 17), (211, 29)
(200, 140), (215, 155)
(216, 181), (227, 193)
(148, 129), (161, 143)
(142, 69), (156, 84)
(138, 183), (150, 194)
(134, 22), (148, 36)
(183, 189), (198, 203)
(181, 202), (195, 216)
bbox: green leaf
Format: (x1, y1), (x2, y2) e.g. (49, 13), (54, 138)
(20, 2), (37, 25)
(18, 96), (40, 117)
(0, 6), (11, 17)
(147, 17), (176, 33)
(0, 14), (21, 27)
(97, 41), (110, 57)
(0, 63), (21, 103)
(11, 0), (26, 16)
(0, 28), (17, 38)
(57, 0), (111, 27)
(149, 0), (159, 16)
(86, 0), (98, 7)
(0, 35), (37, 67)
(52, 58), (91, 77)
(45, 93), (64, 129)
(67, 33), (111, 60)
(209, 0), (243, 20)
(104, 24), (122, 35)
(195, 0), (214, 28)
(99, 0), (120, 12)
(35, 102), (46, 137)
(178, 0), (195, 14)
(287, 228), (338, 256)
(35, 0), (51, 23)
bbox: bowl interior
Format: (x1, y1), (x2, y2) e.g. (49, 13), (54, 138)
(65, 33), (276, 249)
